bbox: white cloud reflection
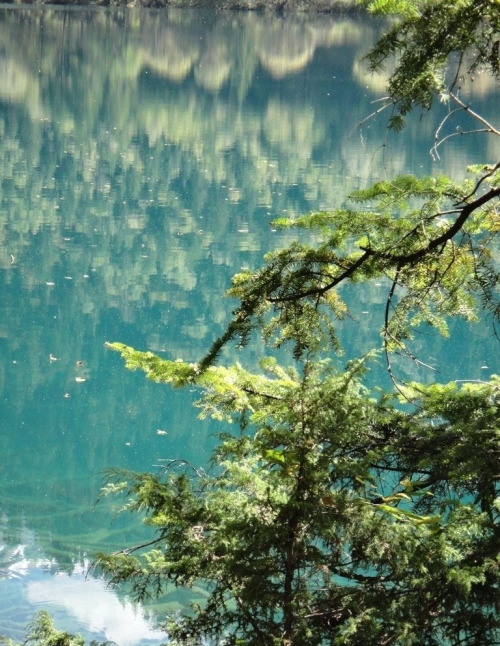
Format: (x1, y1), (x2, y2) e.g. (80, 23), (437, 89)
(26, 570), (164, 646)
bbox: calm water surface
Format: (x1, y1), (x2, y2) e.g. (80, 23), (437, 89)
(0, 6), (498, 642)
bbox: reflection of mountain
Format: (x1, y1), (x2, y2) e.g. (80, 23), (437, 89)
(132, 13), (365, 86)
(0, 10), (371, 336)
(254, 18), (362, 78)
(0, 7), (497, 388)
(140, 24), (200, 80)
(115, 12), (367, 89)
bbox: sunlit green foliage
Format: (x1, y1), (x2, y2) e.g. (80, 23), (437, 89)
(199, 169), (499, 370)
(0, 611), (112, 646)
(100, 343), (499, 645)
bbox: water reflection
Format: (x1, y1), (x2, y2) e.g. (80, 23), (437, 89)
(1, 556), (163, 644)
(0, 5), (498, 641)
(27, 570), (164, 645)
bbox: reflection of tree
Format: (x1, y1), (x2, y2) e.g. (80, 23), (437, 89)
(194, 39), (231, 91)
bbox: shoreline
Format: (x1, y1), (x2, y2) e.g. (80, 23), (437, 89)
(1, 0), (360, 12)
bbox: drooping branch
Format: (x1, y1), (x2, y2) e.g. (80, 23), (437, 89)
(369, 186), (500, 265)
(431, 127), (494, 161)
(270, 186), (499, 304)
(430, 95), (500, 160)
(450, 92), (500, 137)
(267, 249), (373, 304)
(196, 166), (500, 372)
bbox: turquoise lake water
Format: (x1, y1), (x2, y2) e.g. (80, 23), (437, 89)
(0, 6), (498, 642)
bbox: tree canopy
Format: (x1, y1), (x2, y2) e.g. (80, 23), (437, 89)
(98, 344), (499, 645)
(71, 1), (500, 645)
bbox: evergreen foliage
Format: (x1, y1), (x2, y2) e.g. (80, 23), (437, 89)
(363, 0), (500, 123)
(99, 345), (500, 644)
(0, 611), (112, 646)
(197, 170), (500, 373)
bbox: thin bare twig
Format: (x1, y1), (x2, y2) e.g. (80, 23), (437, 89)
(430, 106), (464, 159)
(449, 51), (466, 95)
(449, 92), (500, 136)
(458, 160), (500, 204)
(354, 97), (392, 131)
(431, 128), (493, 161)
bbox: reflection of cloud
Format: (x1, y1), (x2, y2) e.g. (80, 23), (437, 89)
(27, 571), (164, 646)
